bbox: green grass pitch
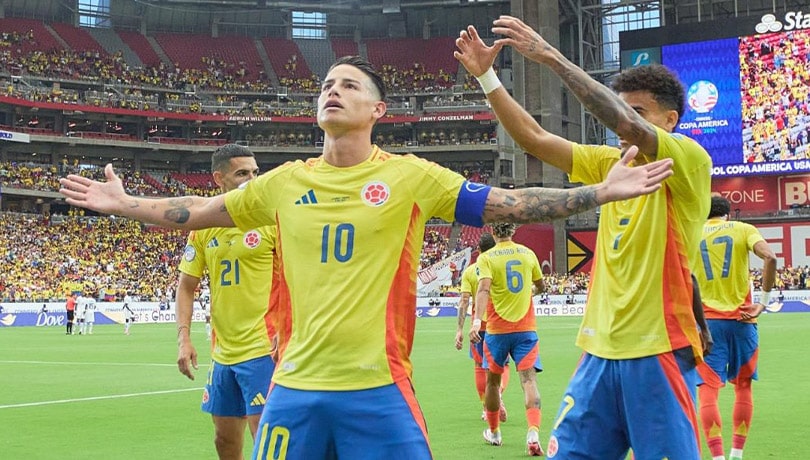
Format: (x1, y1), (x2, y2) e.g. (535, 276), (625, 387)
(1, 314), (807, 459)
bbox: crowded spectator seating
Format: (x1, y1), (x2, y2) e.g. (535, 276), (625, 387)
(458, 224), (493, 250)
(0, 212), (184, 302)
(0, 202), (797, 303)
(365, 37), (459, 93)
(168, 172), (218, 196)
(421, 225), (453, 269)
(0, 18), (473, 97)
(739, 32), (810, 163)
(0, 18), (62, 56)
(261, 38), (320, 93)
(154, 33), (267, 91)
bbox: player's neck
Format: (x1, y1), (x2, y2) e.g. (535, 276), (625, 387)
(322, 131), (374, 167)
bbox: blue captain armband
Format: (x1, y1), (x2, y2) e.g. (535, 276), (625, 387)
(454, 181), (492, 227)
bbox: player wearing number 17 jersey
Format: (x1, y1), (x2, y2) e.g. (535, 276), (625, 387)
(694, 196), (777, 460)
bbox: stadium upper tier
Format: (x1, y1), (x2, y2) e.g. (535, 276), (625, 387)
(0, 18), (476, 95)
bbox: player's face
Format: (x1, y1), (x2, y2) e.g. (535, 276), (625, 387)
(217, 157), (259, 192)
(317, 64), (385, 133)
(618, 90), (679, 149)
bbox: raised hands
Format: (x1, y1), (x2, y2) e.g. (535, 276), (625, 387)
(454, 25), (502, 77)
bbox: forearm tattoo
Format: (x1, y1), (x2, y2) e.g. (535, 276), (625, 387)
(485, 187), (598, 223)
(165, 198), (193, 224)
(528, 33), (541, 53)
(560, 66), (630, 135)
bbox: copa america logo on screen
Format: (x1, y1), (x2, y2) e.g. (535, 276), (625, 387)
(687, 80), (718, 113)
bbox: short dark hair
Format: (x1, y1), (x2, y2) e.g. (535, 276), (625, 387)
(478, 232), (496, 253)
(211, 144), (254, 173)
(611, 64), (685, 122)
(329, 55), (386, 101)
(491, 222), (516, 238)
(708, 195), (731, 219)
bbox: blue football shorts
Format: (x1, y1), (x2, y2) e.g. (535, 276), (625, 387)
(547, 347), (700, 459)
(483, 330), (542, 374)
(252, 381), (432, 460)
(201, 355), (275, 417)
(698, 319), (759, 387)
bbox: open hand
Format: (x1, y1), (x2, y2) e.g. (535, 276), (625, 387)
(601, 145), (673, 203)
(454, 25), (503, 78)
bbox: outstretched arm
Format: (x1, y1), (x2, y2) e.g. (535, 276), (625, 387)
(482, 145), (672, 223)
(59, 164), (234, 230)
(454, 25), (574, 173)
(490, 15), (659, 160)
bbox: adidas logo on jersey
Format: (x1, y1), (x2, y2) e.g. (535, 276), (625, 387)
(295, 189), (318, 205)
(206, 238), (219, 248)
(250, 393), (266, 407)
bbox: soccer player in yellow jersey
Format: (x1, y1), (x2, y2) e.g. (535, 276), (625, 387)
(60, 56), (674, 459)
(455, 17), (712, 458)
(470, 222), (545, 456)
(175, 144), (276, 460)
(694, 196), (777, 460)
(455, 232), (510, 422)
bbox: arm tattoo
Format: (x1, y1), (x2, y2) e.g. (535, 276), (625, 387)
(484, 187), (598, 223)
(560, 66), (630, 134)
(528, 34), (541, 53)
(165, 198), (193, 224)
(551, 60), (655, 157)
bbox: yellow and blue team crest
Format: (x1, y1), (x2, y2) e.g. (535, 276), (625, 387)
(243, 230), (261, 249)
(361, 181), (390, 207)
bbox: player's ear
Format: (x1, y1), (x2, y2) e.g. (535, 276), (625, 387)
(212, 170), (225, 188)
(664, 109), (679, 132)
(372, 100), (387, 120)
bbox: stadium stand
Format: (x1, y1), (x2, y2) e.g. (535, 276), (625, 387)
(115, 29), (163, 68)
(49, 22), (106, 54)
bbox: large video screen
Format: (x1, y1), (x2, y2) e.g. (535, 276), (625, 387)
(621, 13), (810, 177)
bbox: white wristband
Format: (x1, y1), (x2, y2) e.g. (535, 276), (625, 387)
(475, 67), (502, 94)
(472, 319), (482, 328)
(760, 290), (771, 305)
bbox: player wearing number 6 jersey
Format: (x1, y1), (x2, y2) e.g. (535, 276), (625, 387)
(176, 144), (276, 460)
(694, 196), (777, 460)
(470, 222), (545, 456)
(60, 55), (676, 460)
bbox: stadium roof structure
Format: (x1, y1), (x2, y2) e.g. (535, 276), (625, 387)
(136, 0), (508, 12)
